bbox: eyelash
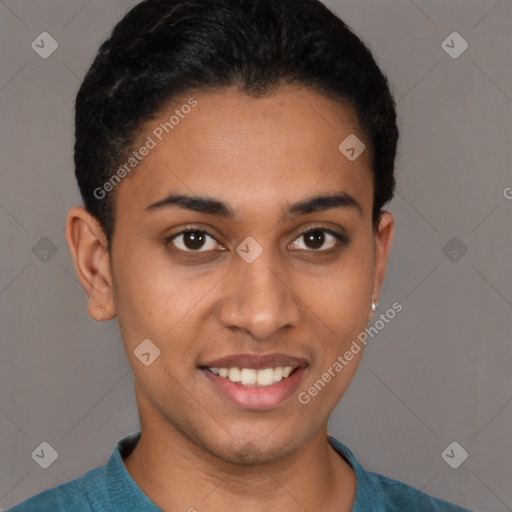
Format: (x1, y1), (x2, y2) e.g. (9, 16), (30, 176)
(165, 225), (348, 254)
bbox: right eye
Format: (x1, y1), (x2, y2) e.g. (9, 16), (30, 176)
(167, 228), (225, 253)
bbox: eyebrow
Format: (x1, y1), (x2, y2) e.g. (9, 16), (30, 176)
(145, 191), (363, 219)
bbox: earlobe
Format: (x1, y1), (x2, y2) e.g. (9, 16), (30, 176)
(65, 206), (116, 322)
(370, 211), (394, 318)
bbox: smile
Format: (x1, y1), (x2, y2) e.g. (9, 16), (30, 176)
(199, 353), (308, 410)
(208, 366), (296, 387)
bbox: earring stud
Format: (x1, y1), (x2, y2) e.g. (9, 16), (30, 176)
(371, 300), (378, 312)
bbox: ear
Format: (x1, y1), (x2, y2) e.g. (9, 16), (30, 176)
(65, 206), (115, 322)
(369, 211), (394, 320)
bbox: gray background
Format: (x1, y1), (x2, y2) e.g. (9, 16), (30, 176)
(0, 0), (511, 510)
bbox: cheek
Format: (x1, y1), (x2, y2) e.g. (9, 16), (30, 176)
(110, 248), (177, 337)
(111, 253), (207, 390)
(111, 248), (219, 346)
(298, 249), (373, 410)
(304, 243), (374, 338)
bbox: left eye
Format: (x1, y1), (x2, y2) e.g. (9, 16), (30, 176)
(290, 228), (342, 251)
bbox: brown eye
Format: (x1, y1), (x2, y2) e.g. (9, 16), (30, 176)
(290, 227), (347, 252)
(168, 229), (221, 252)
(302, 230), (327, 250)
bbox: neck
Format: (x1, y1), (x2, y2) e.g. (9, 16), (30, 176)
(123, 420), (356, 512)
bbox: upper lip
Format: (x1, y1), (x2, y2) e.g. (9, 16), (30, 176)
(199, 352), (308, 370)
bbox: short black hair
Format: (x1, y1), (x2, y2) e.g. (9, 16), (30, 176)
(74, 0), (399, 243)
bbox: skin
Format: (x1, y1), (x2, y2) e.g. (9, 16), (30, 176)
(66, 85), (394, 512)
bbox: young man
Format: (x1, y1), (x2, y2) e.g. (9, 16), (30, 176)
(9, 0), (472, 510)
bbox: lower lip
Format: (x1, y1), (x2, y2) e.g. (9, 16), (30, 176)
(202, 366), (306, 411)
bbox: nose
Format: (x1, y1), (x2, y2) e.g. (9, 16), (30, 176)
(216, 248), (301, 341)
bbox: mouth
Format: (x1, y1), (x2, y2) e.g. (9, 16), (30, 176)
(199, 353), (308, 410)
(206, 365), (299, 387)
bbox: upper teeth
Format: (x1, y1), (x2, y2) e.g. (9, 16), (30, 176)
(209, 366), (293, 386)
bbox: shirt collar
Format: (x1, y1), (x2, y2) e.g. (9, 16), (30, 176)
(328, 434), (381, 510)
(104, 431), (374, 511)
(105, 431), (162, 511)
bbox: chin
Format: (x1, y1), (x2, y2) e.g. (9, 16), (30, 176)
(222, 441), (290, 466)
(199, 430), (298, 467)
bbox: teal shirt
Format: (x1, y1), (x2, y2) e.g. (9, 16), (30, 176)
(7, 432), (473, 511)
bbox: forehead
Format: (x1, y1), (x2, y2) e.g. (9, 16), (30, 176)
(115, 86), (373, 217)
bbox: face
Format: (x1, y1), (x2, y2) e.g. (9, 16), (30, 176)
(68, 85), (393, 465)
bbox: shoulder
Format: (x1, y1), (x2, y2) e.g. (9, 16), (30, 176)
(6, 431), (147, 512)
(6, 465), (106, 512)
(328, 436), (473, 512)
(366, 470), (473, 511)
